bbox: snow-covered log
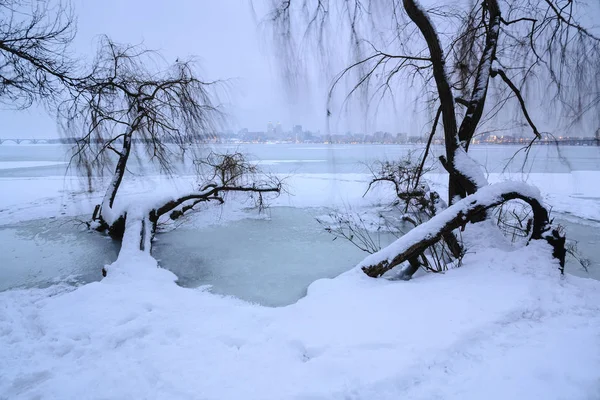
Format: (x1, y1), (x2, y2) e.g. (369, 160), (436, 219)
(101, 207), (152, 277)
(150, 184), (281, 223)
(96, 182), (281, 238)
(360, 182), (565, 278)
(97, 181), (280, 276)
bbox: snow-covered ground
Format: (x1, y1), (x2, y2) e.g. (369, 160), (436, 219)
(1, 170), (599, 224)
(1, 171), (600, 399)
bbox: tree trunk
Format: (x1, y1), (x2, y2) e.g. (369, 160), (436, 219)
(456, 0), (501, 150)
(402, 0), (479, 204)
(103, 131), (133, 210)
(402, 1), (457, 159)
(92, 130), (134, 232)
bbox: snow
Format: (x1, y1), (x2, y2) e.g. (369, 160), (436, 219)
(1, 167), (600, 398)
(453, 147), (489, 188)
(0, 171), (598, 224)
(357, 181), (542, 270)
(1, 222), (599, 399)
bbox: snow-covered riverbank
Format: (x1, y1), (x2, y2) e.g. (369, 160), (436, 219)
(1, 171), (599, 224)
(1, 171), (600, 399)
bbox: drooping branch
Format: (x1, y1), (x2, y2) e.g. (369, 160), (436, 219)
(415, 104), (442, 189)
(542, 0), (600, 42)
(325, 48), (433, 117)
(491, 68), (541, 139)
(0, 0), (79, 108)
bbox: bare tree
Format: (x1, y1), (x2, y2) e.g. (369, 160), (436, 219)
(0, 0), (77, 108)
(318, 153), (463, 277)
(1, 2), (281, 275)
(60, 37), (280, 256)
(263, 0), (595, 277)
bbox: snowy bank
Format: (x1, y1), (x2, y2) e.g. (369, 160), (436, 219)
(2, 171), (600, 226)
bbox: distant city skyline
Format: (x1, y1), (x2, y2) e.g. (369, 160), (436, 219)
(2, 0), (599, 139)
(2, 129), (597, 147)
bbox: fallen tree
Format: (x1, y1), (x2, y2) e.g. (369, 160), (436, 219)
(99, 172), (281, 277)
(318, 154), (463, 274)
(359, 182), (565, 279)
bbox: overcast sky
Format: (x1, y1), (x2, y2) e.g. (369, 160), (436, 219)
(3, 0), (337, 138)
(2, 0), (599, 138)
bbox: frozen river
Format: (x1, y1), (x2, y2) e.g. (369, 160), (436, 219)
(2, 143), (600, 176)
(0, 143), (599, 305)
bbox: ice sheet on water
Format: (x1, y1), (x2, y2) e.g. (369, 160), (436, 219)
(0, 218), (119, 291)
(153, 207), (396, 306)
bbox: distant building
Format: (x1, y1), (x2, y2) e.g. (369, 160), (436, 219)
(407, 135), (422, 144)
(293, 125), (303, 142)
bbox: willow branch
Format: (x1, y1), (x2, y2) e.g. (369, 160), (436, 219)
(415, 104), (442, 189)
(492, 68), (541, 139)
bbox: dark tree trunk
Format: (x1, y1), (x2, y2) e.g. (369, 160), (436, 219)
(456, 0), (501, 151)
(92, 130), (134, 231)
(402, 2), (457, 157)
(105, 132), (133, 210)
(402, 0), (478, 204)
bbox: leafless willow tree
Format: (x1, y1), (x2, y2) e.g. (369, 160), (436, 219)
(264, 0), (598, 277)
(59, 37), (281, 248)
(2, 1), (280, 270)
(0, 0), (77, 108)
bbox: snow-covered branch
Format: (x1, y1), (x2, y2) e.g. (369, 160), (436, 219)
(152, 184), (281, 221)
(360, 181), (565, 278)
(456, 0), (501, 147)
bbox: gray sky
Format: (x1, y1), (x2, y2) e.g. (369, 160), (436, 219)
(2, 0), (335, 138)
(2, 0), (599, 139)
